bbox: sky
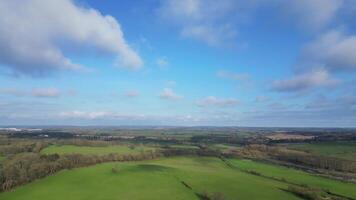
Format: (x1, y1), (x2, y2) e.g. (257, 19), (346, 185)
(0, 0), (356, 127)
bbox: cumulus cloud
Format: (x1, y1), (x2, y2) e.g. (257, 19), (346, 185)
(216, 70), (249, 81)
(273, 30), (356, 93)
(158, 88), (183, 100)
(272, 69), (339, 92)
(0, 0), (142, 76)
(196, 96), (239, 107)
(301, 30), (356, 71)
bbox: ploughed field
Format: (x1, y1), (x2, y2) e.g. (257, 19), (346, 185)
(41, 144), (156, 155)
(1, 156), (355, 200)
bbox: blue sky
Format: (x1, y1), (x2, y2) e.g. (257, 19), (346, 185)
(0, 0), (355, 127)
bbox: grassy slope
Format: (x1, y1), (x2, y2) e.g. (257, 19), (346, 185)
(288, 142), (356, 160)
(229, 159), (356, 199)
(0, 157), (301, 200)
(41, 145), (156, 155)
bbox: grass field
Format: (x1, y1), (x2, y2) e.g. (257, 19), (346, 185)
(0, 157), (300, 200)
(1, 157), (355, 200)
(167, 144), (199, 149)
(212, 144), (241, 153)
(229, 159), (356, 199)
(41, 145), (156, 155)
(288, 142), (356, 160)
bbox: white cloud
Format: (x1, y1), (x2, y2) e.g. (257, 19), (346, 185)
(0, 0), (142, 76)
(273, 30), (356, 93)
(58, 111), (196, 122)
(0, 88), (27, 97)
(196, 96), (239, 107)
(157, 0), (238, 46)
(181, 24), (237, 46)
(305, 95), (356, 109)
(158, 88), (183, 100)
(59, 111), (112, 120)
(166, 80), (177, 86)
(31, 88), (61, 98)
(0, 87), (62, 98)
(216, 70), (249, 81)
(279, 0), (343, 31)
(255, 96), (269, 103)
(156, 57), (169, 68)
(301, 30), (356, 71)
(157, 0), (346, 46)
(272, 69), (339, 92)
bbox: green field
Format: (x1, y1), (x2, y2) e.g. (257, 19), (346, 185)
(229, 159), (356, 199)
(1, 156), (355, 200)
(212, 144), (241, 153)
(288, 142), (356, 160)
(167, 144), (200, 149)
(41, 145), (156, 155)
(0, 157), (299, 200)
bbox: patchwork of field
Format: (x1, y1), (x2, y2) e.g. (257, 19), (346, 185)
(212, 144), (241, 153)
(41, 145), (156, 155)
(266, 133), (315, 141)
(288, 142), (356, 160)
(229, 159), (356, 199)
(1, 156), (355, 200)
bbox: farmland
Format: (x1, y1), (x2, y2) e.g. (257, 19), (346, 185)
(1, 154), (356, 200)
(41, 144), (156, 155)
(0, 157), (305, 200)
(229, 159), (356, 199)
(288, 142), (356, 161)
(1, 127), (356, 200)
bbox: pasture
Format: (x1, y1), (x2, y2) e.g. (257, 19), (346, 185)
(0, 157), (299, 200)
(1, 157), (355, 200)
(229, 159), (356, 199)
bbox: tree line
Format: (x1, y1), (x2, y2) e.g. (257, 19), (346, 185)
(0, 150), (161, 191)
(0, 140), (223, 192)
(237, 145), (356, 173)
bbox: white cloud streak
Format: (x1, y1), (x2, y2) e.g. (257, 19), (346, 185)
(157, 0), (238, 46)
(272, 69), (339, 92)
(0, 87), (62, 98)
(158, 88), (183, 100)
(196, 96), (239, 107)
(216, 70), (249, 81)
